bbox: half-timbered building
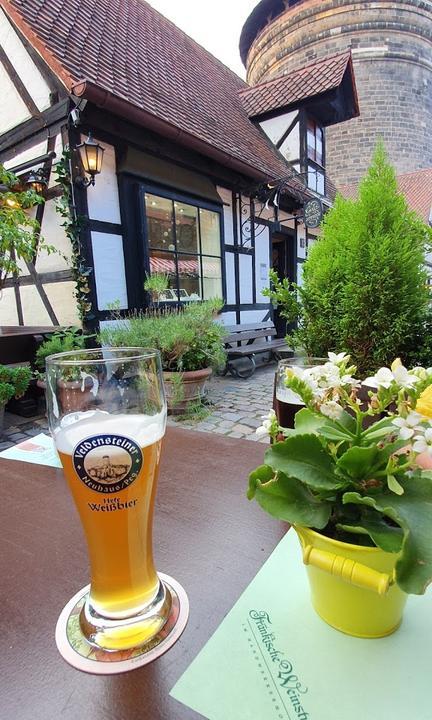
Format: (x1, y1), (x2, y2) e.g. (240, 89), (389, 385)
(0, 0), (358, 333)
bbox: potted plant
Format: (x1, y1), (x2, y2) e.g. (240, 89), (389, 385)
(143, 272), (169, 306)
(0, 365), (32, 436)
(100, 299), (226, 413)
(35, 328), (95, 413)
(248, 353), (432, 638)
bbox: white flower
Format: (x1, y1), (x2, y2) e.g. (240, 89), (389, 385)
(341, 374), (361, 389)
(363, 361), (420, 390)
(392, 412), (424, 440)
(286, 367), (321, 396)
(412, 427), (432, 457)
(328, 352), (350, 365)
(363, 367), (395, 389)
(320, 401), (344, 420)
(256, 410), (278, 438)
(392, 364), (420, 389)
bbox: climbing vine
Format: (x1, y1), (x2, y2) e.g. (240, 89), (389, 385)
(54, 149), (94, 322)
(0, 163), (46, 291)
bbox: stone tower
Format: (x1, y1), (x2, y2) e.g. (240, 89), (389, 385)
(240, 0), (432, 186)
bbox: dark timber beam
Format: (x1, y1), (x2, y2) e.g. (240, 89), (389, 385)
(0, 44), (40, 118)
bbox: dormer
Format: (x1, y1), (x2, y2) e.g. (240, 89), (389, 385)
(239, 52), (359, 199)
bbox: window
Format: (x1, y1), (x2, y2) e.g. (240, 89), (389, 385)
(307, 119), (324, 166)
(306, 117), (325, 195)
(307, 165), (325, 195)
(144, 192), (223, 303)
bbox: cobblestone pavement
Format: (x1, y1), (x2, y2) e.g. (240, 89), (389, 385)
(0, 364), (275, 450)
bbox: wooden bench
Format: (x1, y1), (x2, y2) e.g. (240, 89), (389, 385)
(223, 321), (292, 378)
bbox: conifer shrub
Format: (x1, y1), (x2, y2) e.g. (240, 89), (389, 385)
(269, 144), (432, 375)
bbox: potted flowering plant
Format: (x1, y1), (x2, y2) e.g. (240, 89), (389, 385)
(249, 353), (432, 638)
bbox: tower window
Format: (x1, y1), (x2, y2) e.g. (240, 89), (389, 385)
(307, 119), (324, 166)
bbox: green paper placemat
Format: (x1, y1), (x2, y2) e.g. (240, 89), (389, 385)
(171, 530), (430, 720)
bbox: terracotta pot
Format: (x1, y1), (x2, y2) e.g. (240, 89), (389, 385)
(57, 379), (95, 413)
(163, 368), (212, 414)
(37, 377), (95, 414)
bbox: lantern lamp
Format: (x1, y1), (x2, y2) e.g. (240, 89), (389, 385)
(26, 169), (48, 194)
(75, 132), (104, 188)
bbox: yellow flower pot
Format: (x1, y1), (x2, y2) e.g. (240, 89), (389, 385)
(295, 526), (408, 638)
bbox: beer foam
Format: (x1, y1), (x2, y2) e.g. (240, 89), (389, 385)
(54, 410), (166, 454)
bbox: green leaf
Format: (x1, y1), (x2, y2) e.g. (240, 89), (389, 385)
(337, 410), (357, 434)
(265, 435), (345, 491)
(361, 417), (395, 441)
(387, 474), (404, 496)
(294, 408), (325, 433)
(343, 472), (432, 594)
(338, 519), (403, 553)
(337, 446), (379, 480)
(318, 424), (354, 442)
(373, 439), (408, 464)
(247, 465), (274, 500)
(254, 472), (331, 528)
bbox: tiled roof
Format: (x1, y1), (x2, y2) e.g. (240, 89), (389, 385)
(239, 52), (352, 119)
(340, 168), (432, 225)
(2, 0), (310, 191)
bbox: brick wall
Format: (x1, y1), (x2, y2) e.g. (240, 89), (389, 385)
(245, 0), (432, 185)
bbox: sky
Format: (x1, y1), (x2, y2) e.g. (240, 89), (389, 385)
(145, 0), (259, 78)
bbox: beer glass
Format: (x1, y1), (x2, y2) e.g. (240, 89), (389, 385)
(275, 357), (326, 428)
(46, 348), (170, 652)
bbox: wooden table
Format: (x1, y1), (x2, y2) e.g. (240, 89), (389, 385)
(0, 427), (285, 720)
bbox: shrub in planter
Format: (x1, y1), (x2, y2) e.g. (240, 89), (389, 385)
(100, 300), (226, 412)
(35, 328), (95, 413)
(265, 143), (432, 376)
(0, 365), (32, 434)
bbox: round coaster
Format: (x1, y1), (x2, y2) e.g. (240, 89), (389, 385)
(55, 573), (189, 675)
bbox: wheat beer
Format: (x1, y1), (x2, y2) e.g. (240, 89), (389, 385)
(55, 411), (165, 619)
(46, 348), (176, 652)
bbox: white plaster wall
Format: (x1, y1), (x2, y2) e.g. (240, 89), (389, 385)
(0, 9), (52, 113)
(297, 262), (305, 288)
(217, 186), (234, 246)
(219, 311), (237, 326)
(5, 281), (79, 326)
(259, 111), (297, 145)
(239, 253), (253, 304)
(0, 63), (31, 134)
(36, 199), (71, 273)
(224, 250), (236, 305)
(91, 232), (128, 310)
(86, 139), (121, 224)
(297, 223), (307, 260)
(43, 282), (81, 325)
(279, 121), (300, 163)
(0, 288), (19, 324)
(48, 134), (66, 188)
(240, 309), (269, 324)
(4, 140), (47, 170)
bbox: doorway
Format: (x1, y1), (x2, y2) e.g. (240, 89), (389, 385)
(271, 230), (296, 338)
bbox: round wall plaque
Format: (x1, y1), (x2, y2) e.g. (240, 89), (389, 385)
(303, 198), (323, 228)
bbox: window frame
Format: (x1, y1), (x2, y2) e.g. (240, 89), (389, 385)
(300, 112), (326, 197)
(138, 182), (226, 306)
